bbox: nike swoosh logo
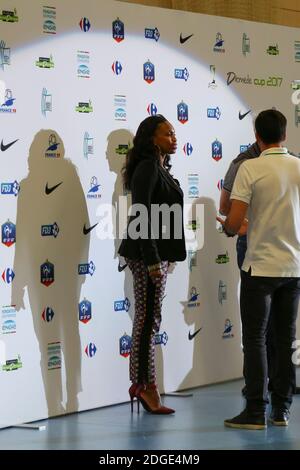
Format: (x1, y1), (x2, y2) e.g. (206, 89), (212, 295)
(118, 262), (127, 272)
(45, 182), (63, 195)
(83, 222), (98, 235)
(1, 139), (19, 152)
(188, 328), (202, 340)
(180, 33), (194, 44)
(239, 110), (251, 120)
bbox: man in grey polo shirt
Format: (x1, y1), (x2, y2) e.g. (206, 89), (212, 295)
(221, 109), (300, 429)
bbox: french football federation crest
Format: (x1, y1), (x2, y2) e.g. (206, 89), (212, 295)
(1, 220), (16, 247)
(112, 18), (124, 43)
(78, 299), (92, 324)
(212, 139), (222, 161)
(177, 101), (188, 124)
(119, 333), (132, 357)
(143, 60), (155, 84)
(40, 260), (54, 286)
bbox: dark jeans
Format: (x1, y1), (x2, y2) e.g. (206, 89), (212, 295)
(240, 269), (300, 411)
(237, 236), (276, 390)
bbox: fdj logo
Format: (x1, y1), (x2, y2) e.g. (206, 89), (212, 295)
(145, 27), (160, 41)
(112, 18), (124, 43)
(174, 68), (189, 81)
(119, 334), (131, 357)
(143, 61), (155, 84)
(1, 180), (20, 196)
(1, 220), (16, 247)
(78, 261), (96, 276)
(41, 222), (59, 237)
(207, 107), (221, 120)
(114, 297), (130, 312)
(177, 101), (188, 124)
(79, 299), (92, 324)
(40, 260), (54, 286)
(155, 331), (168, 346)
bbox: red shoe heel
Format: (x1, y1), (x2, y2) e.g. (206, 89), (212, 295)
(129, 383), (141, 414)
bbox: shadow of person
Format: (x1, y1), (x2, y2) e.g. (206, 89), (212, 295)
(11, 129), (90, 416)
(105, 129), (134, 321)
(179, 197), (241, 390)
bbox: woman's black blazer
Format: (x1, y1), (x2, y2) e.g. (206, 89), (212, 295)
(118, 159), (186, 266)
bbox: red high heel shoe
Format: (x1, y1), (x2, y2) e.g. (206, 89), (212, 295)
(137, 384), (175, 415)
(129, 383), (141, 413)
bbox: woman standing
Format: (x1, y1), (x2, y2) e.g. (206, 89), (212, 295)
(118, 115), (186, 414)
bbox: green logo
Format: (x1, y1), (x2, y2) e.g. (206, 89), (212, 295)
(2, 354), (22, 371)
(36, 55), (54, 68)
(0, 8), (18, 22)
(76, 100), (93, 113)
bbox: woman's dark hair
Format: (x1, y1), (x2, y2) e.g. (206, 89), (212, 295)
(122, 114), (172, 190)
(255, 109), (287, 144)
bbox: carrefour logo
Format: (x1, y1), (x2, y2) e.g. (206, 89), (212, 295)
(112, 61), (122, 75)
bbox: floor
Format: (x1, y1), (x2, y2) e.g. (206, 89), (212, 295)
(1, 371), (300, 450)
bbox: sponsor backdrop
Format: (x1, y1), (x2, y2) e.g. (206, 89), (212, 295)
(0, 0), (300, 427)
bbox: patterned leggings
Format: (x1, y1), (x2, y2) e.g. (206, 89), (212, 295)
(126, 259), (169, 384)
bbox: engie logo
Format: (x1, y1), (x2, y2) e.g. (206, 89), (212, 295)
(114, 95), (126, 121)
(43, 6), (56, 35)
(79, 299), (92, 324)
(47, 342), (61, 369)
(114, 297), (130, 312)
(188, 173), (199, 198)
(77, 51), (90, 78)
(1, 305), (17, 334)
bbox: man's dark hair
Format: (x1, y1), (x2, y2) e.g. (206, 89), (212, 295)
(254, 109), (287, 144)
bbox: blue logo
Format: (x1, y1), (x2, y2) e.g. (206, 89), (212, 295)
(143, 61), (155, 84)
(83, 132), (94, 158)
(43, 19), (56, 34)
(41, 222), (59, 238)
(147, 103), (157, 116)
(183, 142), (193, 156)
(207, 107), (221, 119)
(2, 268), (15, 284)
(1, 180), (20, 196)
(0, 88), (16, 113)
(112, 18), (124, 43)
(155, 331), (168, 345)
(187, 287), (200, 307)
(188, 174), (199, 198)
(213, 32), (225, 52)
(217, 179), (224, 190)
(87, 176), (101, 199)
(40, 260), (54, 287)
(240, 144), (251, 153)
(212, 139), (222, 161)
(78, 261), (96, 276)
(223, 319), (234, 338)
(42, 307), (55, 322)
(79, 17), (91, 32)
(0, 40), (10, 70)
(112, 60), (122, 75)
(45, 133), (60, 158)
(177, 101), (188, 124)
(119, 334), (131, 357)
(1, 305), (17, 335)
(114, 297), (130, 312)
(145, 27), (160, 42)
(1, 221), (16, 247)
(79, 299), (92, 324)
(174, 67), (189, 81)
(85, 342), (97, 357)
(78, 64), (90, 77)
(114, 95), (127, 121)
(2, 319), (16, 334)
